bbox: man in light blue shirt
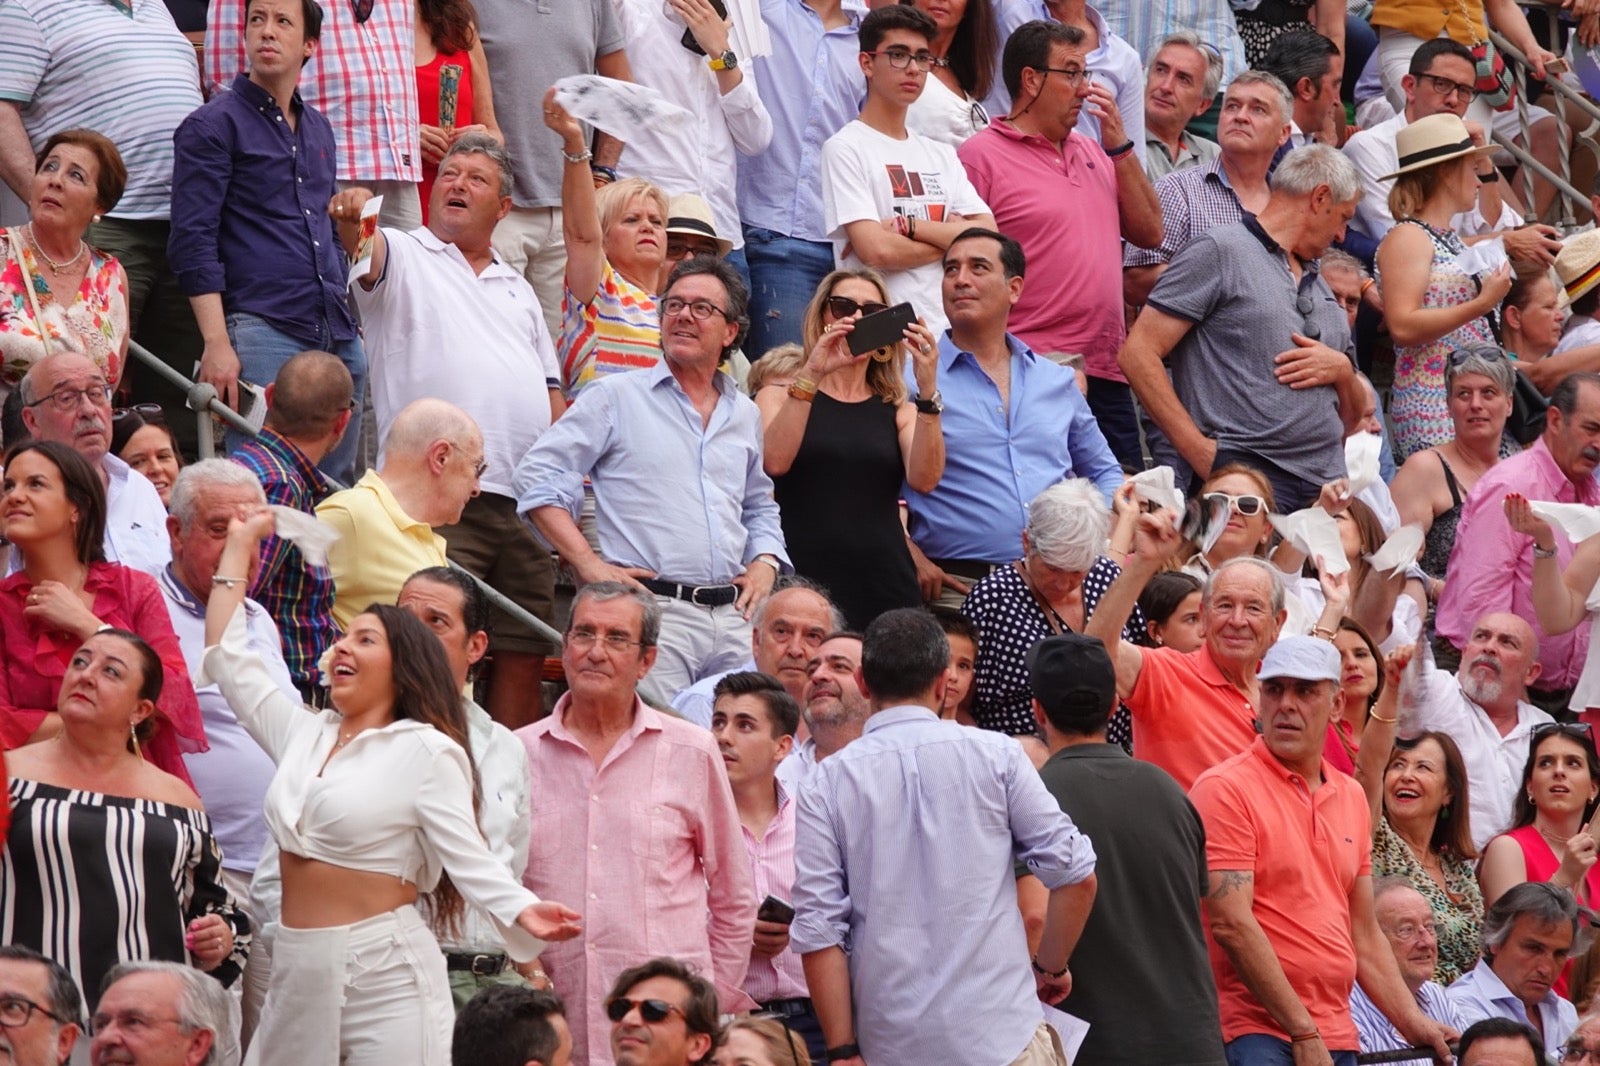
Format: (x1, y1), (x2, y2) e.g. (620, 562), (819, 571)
(903, 229), (1121, 607)
(792, 608), (1097, 1066)
(1447, 883), (1580, 1054)
(515, 257), (790, 698)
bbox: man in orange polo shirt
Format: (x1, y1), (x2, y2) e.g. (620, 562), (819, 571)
(1190, 636), (1457, 1066)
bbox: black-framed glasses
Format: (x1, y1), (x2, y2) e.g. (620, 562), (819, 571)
(1201, 492), (1266, 517)
(865, 47), (937, 71)
(1031, 65), (1088, 86)
(112, 402), (164, 424)
(825, 295), (887, 319)
(1448, 344), (1509, 367)
(661, 296), (730, 322)
(1418, 73), (1478, 101)
(1533, 721), (1595, 744)
(566, 627), (646, 653)
(1563, 1040), (1600, 1064)
(1295, 293), (1322, 342)
(0, 995), (67, 1029)
(968, 98), (990, 132)
(26, 382), (113, 412)
(605, 997), (685, 1024)
(349, 0), (373, 22)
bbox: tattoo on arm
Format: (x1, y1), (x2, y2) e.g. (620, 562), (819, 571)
(1209, 870), (1253, 899)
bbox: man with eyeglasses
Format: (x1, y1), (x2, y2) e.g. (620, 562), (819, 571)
(605, 958), (722, 1066)
(516, 256), (790, 699)
(1350, 879), (1467, 1058)
(15, 351), (171, 576)
(820, 5), (993, 335)
(90, 960), (229, 1066)
(515, 584), (756, 1066)
(0, 945), (82, 1066)
(1558, 1014), (1600, 1066)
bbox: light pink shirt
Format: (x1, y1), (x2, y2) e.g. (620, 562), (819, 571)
(517, 696), (758, 1066)
(957, 119), (1127, 382)
(740, 787), (809, 1004)
(1436, 436), (1600, 690)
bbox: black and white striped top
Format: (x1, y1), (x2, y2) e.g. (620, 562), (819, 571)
(0, 779), (249, 1008)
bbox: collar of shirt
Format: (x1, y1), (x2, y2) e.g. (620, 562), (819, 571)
(1042, 741), (1128, 769)
(229, 72), (304, 120)
(646, 353), (738, 404)
(1205, 154), (1237, 191)
(408, 224), (520, 283)
(255, 427), (332, 499)
(542, 692), (664, 763)
(985, 115), (1097, 158)
(1242, 214), (1319, 286)
(102, 451), (133, 493)
(936, 328), (1031, 375)
(860, 704), (940, 736)
(159, 564), (207, 616)
(1525, 436), (1600, 505)
(354, 469), (432, 535)
(1246, 733), (1339, 790)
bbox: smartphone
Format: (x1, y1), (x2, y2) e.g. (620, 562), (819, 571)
(847, 301), (917, 357)
(679, 0), (728, 55)
(756, 895), (795, 926)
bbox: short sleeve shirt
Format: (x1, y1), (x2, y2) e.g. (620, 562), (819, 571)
(1127, 645), (1258, 791)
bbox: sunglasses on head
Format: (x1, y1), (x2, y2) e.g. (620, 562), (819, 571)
(1533, 722), (1595, 745)
(605, 998), (685, 1024)
(826, 295), (887, 319)
(1448, 344), (1508, 367)
(112, 403), (164, 425)
(1201, 492), (1266, 517)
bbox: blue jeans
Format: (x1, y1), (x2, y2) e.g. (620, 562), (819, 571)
(1225, 1034), (1357, 1066)
(1085, 376), (1143, 471)
(741, 227), (835, 359)
(225, 311), (366, 484)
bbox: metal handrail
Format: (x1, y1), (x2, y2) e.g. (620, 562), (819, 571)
(126, 340), (566, 649)
(1486, 26), (1595, 227)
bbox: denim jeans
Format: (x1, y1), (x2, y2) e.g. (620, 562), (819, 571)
(1225, 1034), (1356, 1066)
(225, 311), (366, 484)
(741, 227), (835, 359)
(1085, 376), (1144, 471)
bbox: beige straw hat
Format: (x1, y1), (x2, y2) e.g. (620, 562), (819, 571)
(1378, 112), (1499, 181)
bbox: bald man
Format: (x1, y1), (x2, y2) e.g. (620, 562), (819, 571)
(315, 398), (485, 628)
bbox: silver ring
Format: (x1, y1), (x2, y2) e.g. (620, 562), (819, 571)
(920, 343), (931, 353)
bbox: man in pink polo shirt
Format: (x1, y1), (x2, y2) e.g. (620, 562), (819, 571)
(957, 18), (1162, 469)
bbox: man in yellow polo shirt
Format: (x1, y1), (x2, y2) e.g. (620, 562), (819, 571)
(317, 398), (485, 629)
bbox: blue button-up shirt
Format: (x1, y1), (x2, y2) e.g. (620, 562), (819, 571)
(735, 0), (862, 242)
(169, 74), (356, 345)
(1447, 958), (1578, 1053)
(905, 332), (1122, 562)
(792, 706), (1096, 1066)
(515, 360), (790, 584)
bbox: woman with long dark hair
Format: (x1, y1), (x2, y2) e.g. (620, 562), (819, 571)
(902, 0), (997, 146)
(413, 0), (502, 223)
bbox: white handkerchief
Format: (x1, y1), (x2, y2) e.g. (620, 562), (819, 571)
(1130, 466), (1184, 516)
(1043, 1003), (1090, 1064)
(269, 505), (341, 570)
(1531, 501), (1600, 543)
(1345, 433), (1382, 496)
(552, 76), (692, 140)
(1454, 235), (1509, 278)
(1270, 508), (1349, 575)
(1365, 523), (1424, 576)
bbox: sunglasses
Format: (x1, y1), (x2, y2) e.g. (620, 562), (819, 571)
(112, 403), (164, 425)
(826, 295), (887, 319)
(1295, 293), (1322, 342)
(349, 0), (373, 21)
(1201, 492), (1266, 517)
(605, 998), (685, 1024)
(1533, 722), (1595, 745)
(1448, 344), (1508, 367)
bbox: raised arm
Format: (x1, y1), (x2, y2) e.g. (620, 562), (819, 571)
(1355, 646), (1410, 827)
(1085, 512), (1182, 699)
(544, 90), (605, 306)
(1506, 491), (1600, 635)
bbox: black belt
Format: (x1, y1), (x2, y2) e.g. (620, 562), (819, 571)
(445, 952), (508, 976)
(760, 997), (813, 1019)
(929, 558), (999, 582)
(641, 578), (739, 606)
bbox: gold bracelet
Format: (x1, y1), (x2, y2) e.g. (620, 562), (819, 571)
(1310, 625), (1336, 641)
(1368, 711), (1397, 724)
(787, 378), (818, 402)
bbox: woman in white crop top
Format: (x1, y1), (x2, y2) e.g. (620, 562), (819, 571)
(199, 513), (581, 1066)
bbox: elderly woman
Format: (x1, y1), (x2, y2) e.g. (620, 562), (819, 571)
(542, 93), (668, 396)
(1, 627), (248, 1010)
(0, 129), (129, 395)
(961, 478), (1145, 738)
(903, 0), (996, 146)
(1378, 113), (1508, 459)
(111, 404), (183, 508)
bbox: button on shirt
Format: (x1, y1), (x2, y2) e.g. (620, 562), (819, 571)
(170, 74), (356, 346)
(792, 706), (1097, 1066)
(736, 0), (863, 241)
(1448, 958), (1578, 1051)
(740, 784), (808, 1004)
(515, 360), (789, 584)
(904, 332), (1121, 563)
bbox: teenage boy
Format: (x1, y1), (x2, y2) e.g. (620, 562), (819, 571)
(820, 4), (993, 334)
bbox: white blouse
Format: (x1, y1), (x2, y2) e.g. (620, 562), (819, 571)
(197, 605), (545, 960)
(906, 73), (988, 149)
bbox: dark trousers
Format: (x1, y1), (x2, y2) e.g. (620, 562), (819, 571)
(1085, 376), (1143, 471)
(1209, 448), (1321, 512)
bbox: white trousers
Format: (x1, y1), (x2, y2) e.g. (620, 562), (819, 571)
(243, 905), (452, 1066)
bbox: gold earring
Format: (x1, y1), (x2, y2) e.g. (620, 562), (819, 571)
(129, 721), (141, 759)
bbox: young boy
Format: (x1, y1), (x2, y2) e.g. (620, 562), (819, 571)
(936, 611), (979, 723)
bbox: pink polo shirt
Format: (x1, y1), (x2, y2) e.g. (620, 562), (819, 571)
(957, 119), (1127, 382)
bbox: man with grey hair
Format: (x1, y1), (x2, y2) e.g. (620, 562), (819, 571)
(92, 961), (231, 1066)
(514, 581), (758, 1065)
(333, 134), (564, 730)
(1448, 882), (1581, 1051)
(1121, 144), (1367, 512)
(159, 460), (297, 911)
(1141, 31), (1223, 181)
(1350, 878), (1467, 1056)
(0, 945), (82, 1066)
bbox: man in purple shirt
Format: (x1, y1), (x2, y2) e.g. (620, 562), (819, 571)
(169, 0), (364, 481)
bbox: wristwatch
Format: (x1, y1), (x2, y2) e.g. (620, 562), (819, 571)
(709, 50), (739, 71)
(913, 390), (944, 415)
(825, 1044), (861, 1062)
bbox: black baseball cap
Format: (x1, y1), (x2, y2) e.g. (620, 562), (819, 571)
(1026, 633), (1117, 727)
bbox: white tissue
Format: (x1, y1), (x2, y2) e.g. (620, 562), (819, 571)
(1345, 433), (1382, 496)
(1129, 466), (1185, 516)
(1365, 523), (1424, 576)
(552, 76), (692, 140)
(1531, 501), (1600, 544)
(268, 505), (340, 570)
(1269, 508), (1350, 575)
(1454, 236), (1510, 278)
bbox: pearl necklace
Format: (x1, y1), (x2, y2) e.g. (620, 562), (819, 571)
(24, 223), (86, 273)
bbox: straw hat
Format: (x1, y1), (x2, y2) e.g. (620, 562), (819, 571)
(1378, 112), (1499, 181)
(1557, 229), (1600, 304)
(664, 193), (732, 257)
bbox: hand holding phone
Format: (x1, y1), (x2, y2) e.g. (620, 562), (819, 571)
(756, 895), (795, 925)
(847, 302), (918, 358)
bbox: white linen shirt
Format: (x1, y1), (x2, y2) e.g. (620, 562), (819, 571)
(1343, 111), (1524, 241)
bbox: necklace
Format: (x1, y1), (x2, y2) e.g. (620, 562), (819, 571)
(24, 223), (86, 273)
(328, 728), (360, 755)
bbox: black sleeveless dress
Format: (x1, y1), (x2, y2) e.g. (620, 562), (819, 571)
(773, 393), (921, 628)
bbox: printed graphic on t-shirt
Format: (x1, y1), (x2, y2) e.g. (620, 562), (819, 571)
(885, 165), (949, 220)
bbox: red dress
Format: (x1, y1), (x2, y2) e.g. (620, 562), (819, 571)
(0, 563), (206, 786)
(1499, 824), (1600, 998)
(415, 48), (477, 224)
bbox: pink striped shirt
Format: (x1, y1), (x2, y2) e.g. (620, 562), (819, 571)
(740, 788), (809, 1004)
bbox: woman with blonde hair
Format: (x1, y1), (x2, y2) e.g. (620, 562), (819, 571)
(714, 1016), (812, 1066)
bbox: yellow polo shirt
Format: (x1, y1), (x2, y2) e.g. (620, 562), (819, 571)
(315, 470), (448, 631)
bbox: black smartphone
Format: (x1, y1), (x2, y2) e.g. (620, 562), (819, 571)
(680, 0), (729, 55)
(756, 894), (795, 925)
(847, 301), (917, 357)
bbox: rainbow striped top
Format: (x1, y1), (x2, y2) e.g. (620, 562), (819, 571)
(559, 260), (660, 397)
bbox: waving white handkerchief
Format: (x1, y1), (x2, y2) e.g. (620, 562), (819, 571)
(269, 505), (341, 570)
(1365, 524), (1424, 576)
(1270, 508), (1349, 575)
(552, 76), (692, 140)
(1345, 433), (1382, 496)
(1531, 501), (1600, 544)
(1130, 466), (1185, 517)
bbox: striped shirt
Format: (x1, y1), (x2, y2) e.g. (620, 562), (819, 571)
(559, 260), (660, 398)
(1097, 0), (1248, 89)
(1124, 156), (1245, 269)
(204, 0), (418, 182)
(740, 785), (808, 1004)
(0, 0), (203, 220)
(1350, 981), (1463, 1057)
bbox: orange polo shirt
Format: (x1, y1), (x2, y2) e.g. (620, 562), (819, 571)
(1190, 739), (1373, 1049)
(1127, 645), (1259, 791)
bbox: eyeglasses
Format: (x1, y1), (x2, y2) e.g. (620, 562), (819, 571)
(0, 995), (67, 1029)
(1295, 293), (1322, 342)
(1448, 344), (1508, 367)
(349, 0), (373, 22)
(566, 627), (646, 653)
(967, 98), (990, 132)
(825, 295), (888, 319)
(1418, 73), (1478, 101)
(1201, 492), (1267, 517)
(661, 296), (731, 322)
(112, 402), (164, 425)
(866, 47), (937, 71)
(1563, 1043), (1600, 1064)
(605, 997), (685, 1024)
(666, 238), (719, 261)
(1387, 920), (1440, 943)
(1032, 65), (1089, 86)
(26, 382), (113, 412)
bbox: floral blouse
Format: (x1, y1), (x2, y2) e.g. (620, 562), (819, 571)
(1372, 816), (1484, 986)
(0, 227), (128, 388)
